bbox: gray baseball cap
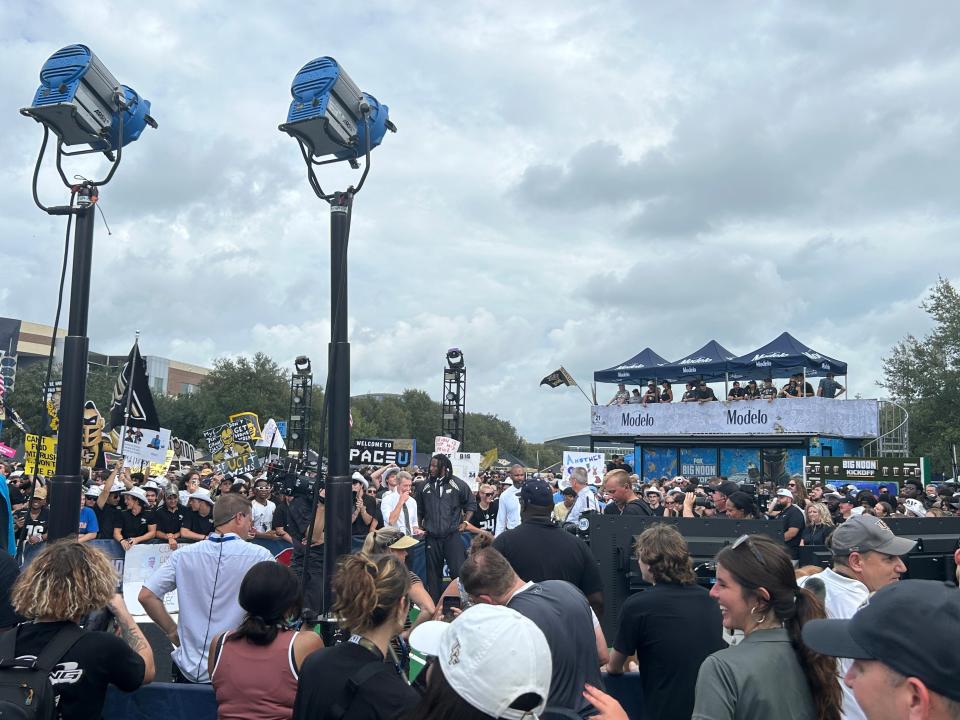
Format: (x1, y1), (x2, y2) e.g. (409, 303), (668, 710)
(829, 515), (916, 557)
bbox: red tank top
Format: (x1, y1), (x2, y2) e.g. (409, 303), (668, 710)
(211, 629), (300, 720)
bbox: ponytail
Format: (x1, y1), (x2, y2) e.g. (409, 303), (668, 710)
(787, 587), (842, 720)
(333, 553), (410, 635)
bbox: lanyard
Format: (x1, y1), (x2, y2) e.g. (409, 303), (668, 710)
(207, 534), (237, 544)
(348, 634), (384, 661)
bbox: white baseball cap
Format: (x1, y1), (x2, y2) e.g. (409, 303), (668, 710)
(776, 488), (794, 499)
(903, 498), (927, 518)
(409, 605), (552, 720)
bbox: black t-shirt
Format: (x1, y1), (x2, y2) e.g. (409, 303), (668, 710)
(782, 382), (800, 397)
(696, 387), (718, 401)
(292, 642), (418, 720)
(472, 500), (499, 533)
(614, 583), (725, 720)
(93, 504), (122, 541)
(744, 385), (761, 399)
(15, 508), (49, 543)
(728, 386), (746, 399)
(759, 385), (778, 399)
(779, 504), (805, 558)
(11, 621), (145, 720)
(153, 505), (186, 534)
(184, 510), (214, 537)
(602, 498), (653, 516)
(819, 377), (842, 398)
(493, 520), (603, 600)
(801, 524), (830, 546)
(271, 501), (288, 530)
(7, 486), (26, 508)
(681, 389), (698, 401)
(351, 495), (379, 536)
(508, 580), (603, 718)
(117, 509), (155, 540)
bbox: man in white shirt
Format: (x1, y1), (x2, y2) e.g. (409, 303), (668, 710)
(138, 494), (274, 683)
(495, 464), (525, 536)
(565, 467), (599, 526)
(380, 471), (420, 537)
(798, 515), (916, 720)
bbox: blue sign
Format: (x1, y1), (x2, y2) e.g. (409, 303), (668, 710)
(276, 420), (287, 439)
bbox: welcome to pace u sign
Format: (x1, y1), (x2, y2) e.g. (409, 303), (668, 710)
(591, 398), (879, 438)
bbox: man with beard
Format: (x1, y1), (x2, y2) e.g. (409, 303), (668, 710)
(413, 454), (476, 600)
(768, 488), (805, 563)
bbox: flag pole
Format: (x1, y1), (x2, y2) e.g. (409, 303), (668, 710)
(117, 331), (140, 460)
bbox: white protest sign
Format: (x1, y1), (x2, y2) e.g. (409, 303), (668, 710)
(123, 544), (179, 615)
(256, 418), (287, 450)
(434, 436), (461, 456)
(119, 426), (171, 465)
(562, 451), (606, 488)
(450, 452), (482, 490)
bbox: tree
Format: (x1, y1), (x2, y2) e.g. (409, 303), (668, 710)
(881, 277), (960, 475)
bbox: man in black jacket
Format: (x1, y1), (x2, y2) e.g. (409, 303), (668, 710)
(413, 453), (476, 600)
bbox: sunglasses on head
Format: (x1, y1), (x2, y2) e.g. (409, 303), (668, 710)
(731, 534), (767, 567)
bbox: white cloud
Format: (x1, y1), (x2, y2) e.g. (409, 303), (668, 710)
(3, 1), (958, 442)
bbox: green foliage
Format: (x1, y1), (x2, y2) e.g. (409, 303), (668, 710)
(881, 277), (960, 475)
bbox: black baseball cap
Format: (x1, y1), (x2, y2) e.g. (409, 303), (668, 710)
(714, 481), (740, 498)
(519, 479), (554, 507)
(802, 580), (960, 702)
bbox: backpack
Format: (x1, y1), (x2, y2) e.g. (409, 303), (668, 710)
(0, 624), (83, 720)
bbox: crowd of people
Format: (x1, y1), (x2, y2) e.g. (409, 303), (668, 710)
(608, 372), (846, 406)
(0, 454), (956, 719)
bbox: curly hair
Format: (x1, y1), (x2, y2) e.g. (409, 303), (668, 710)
(13, 541), (117, 620)
(635, 523), (696, 585)
(332, 553), (409, 635)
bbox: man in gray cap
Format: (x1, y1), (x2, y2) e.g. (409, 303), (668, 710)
(803, 580), (960, 720)
(798, 515), (916, 720)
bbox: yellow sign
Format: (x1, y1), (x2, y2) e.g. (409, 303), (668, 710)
(228, 412), (262, 441)
(24, 435), (57, 477)
(149, 448), (175, 479)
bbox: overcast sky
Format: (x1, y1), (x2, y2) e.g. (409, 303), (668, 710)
(2, 2), (957, 442)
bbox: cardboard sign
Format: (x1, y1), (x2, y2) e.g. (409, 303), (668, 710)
(203, 417), (262, 476)
(119, 426), (171, 464)
(229, 412), (263, 441)
(434, 436), (461, 456)
(122, 544), (178, 615)
(561, 451), (606, 488)
(23, 435), (57, 477)
(149, 448), (175, 478)
(450, 452), (482, 490)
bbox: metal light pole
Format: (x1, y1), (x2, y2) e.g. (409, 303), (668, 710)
(279, 56), (394, 614)
(21, 44), (156, 540)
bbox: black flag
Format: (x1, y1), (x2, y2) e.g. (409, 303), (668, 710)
(540, 367), (576, 388)
(109, 342), (160, 430)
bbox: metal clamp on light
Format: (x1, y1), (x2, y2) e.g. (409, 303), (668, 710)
(20, 44), (157, 213)
(279, 56), (395, 201)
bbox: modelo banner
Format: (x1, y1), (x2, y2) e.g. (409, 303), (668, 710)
(591, 397), (879, 437)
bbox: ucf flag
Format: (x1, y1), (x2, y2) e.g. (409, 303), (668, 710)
(109, 341), (160, 433)
(540, 367), (576, 388)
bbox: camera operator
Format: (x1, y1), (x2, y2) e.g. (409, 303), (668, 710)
(286, 480), (326, 613)
(3, 542), (154, 720)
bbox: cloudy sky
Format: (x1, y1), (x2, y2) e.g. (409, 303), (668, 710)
(2, 2), (957, 442)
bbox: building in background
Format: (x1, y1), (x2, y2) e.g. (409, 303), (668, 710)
(0, 317), (209, 396)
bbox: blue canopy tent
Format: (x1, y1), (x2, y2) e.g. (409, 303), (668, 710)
(594, 347), (671, 385)
(728, 332), (847, 381)
(655, 340), (739, 383)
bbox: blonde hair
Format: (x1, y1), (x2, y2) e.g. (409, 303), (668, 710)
(807, 502), (834, 527)
(332, 553), (409, 634)
(361, 527), (405, 555)
(13, 541), (117, 620)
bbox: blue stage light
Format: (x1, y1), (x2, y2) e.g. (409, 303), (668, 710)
(280, 56), (394, 161)
(21, 44), (156, 154)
